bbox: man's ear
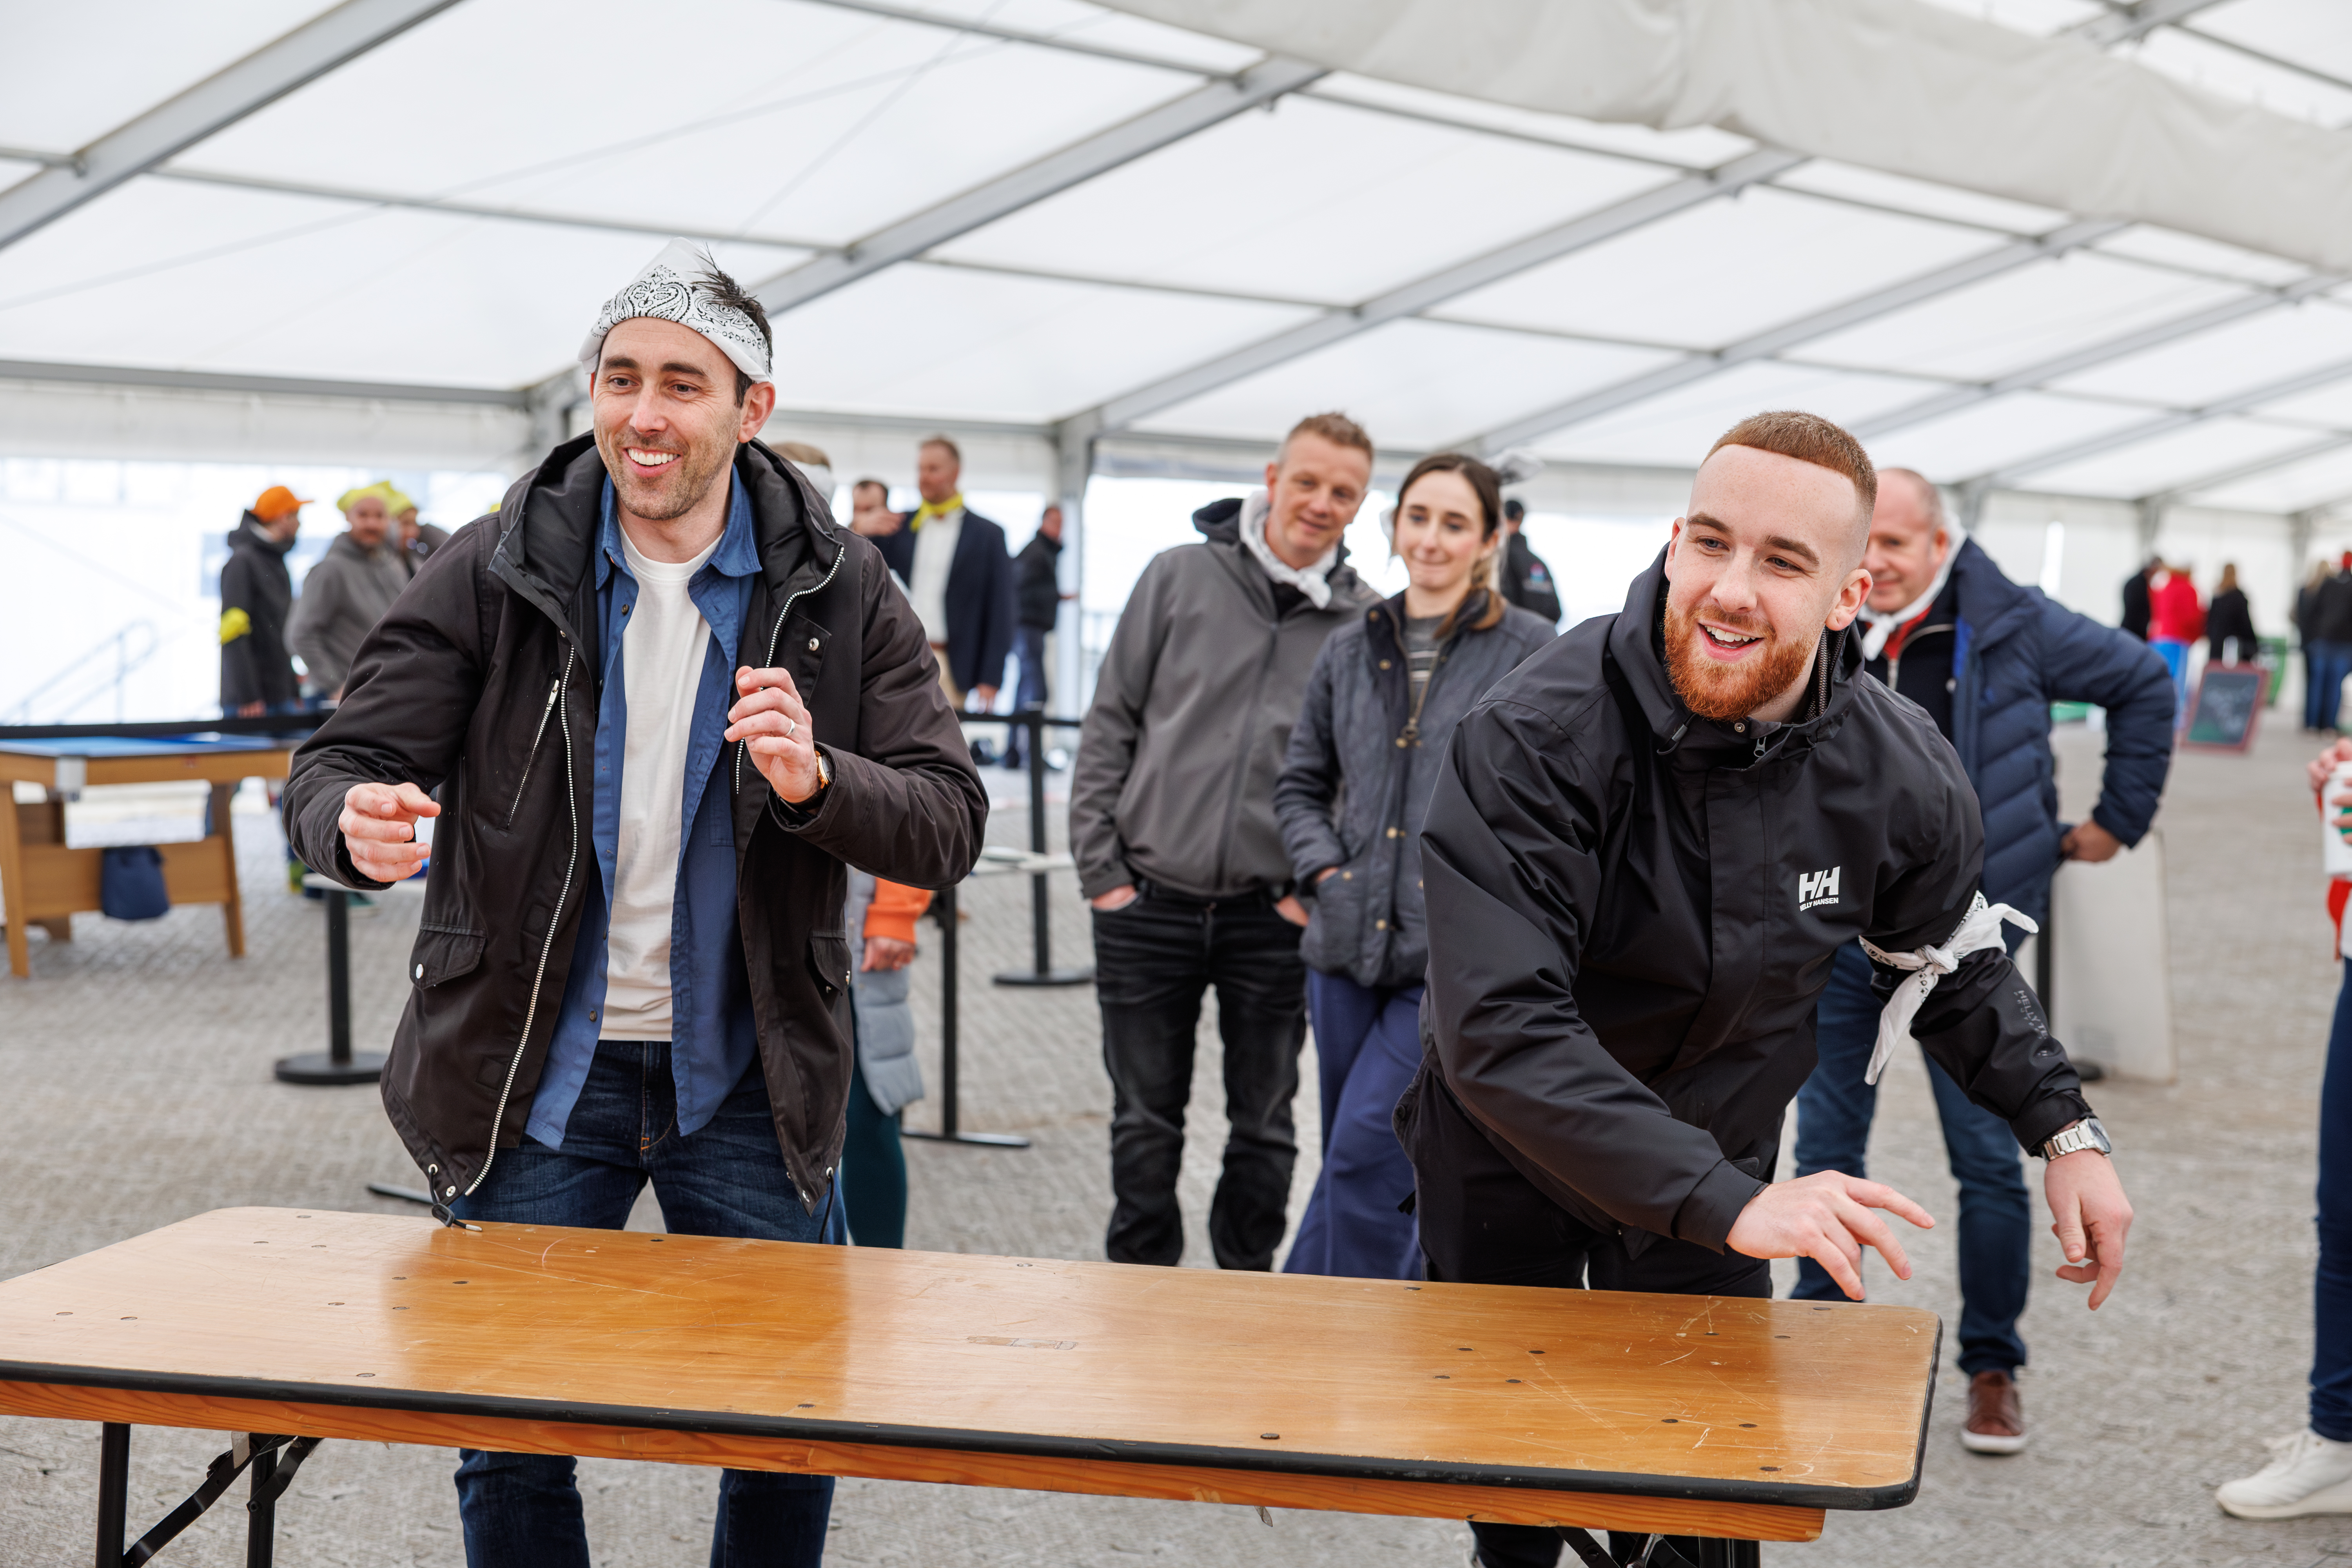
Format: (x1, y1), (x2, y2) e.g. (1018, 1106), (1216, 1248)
(1263, 459), (1282, 493)
(737, 380), (777, 442)
(1825, 564), (1872, 631)
(1662, 517), (1686, 579)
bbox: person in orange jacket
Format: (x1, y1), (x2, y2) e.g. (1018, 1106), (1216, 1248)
(843, 873), (931, 1246)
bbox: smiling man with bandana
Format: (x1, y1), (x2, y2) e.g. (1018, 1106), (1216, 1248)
(283, 240), (985, 1568)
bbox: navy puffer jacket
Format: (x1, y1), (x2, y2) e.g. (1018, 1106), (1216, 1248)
(1943, 539), (2175, 927)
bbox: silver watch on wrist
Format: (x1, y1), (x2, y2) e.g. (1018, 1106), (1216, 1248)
(2037, 1116), (2111, 1161)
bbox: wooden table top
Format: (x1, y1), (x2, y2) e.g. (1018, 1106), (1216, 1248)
(0, 737), (293, 789)
(0, 1209), (1938, 1513)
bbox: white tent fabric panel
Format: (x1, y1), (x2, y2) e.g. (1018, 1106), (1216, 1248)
(1793, 251), (2252, 381)
(2191, 0), (2352, 91)
(2254, 377), (2352, 430)
(1431, 187), (2000, 351)
(766, 263), (1314, 423)
(1770, 159), (2072, 236)
(930, 95), (1675, 305)
(2049, 300), (2352, 409)
(864, 0), (1266, 72)
(1129, 318), (1677, 448)
(2025, 416), (2332, 499)
(1532, 361), (1946, 468)
(1867, 390), (2154, 480)
(2191, 441), (2352, 514)
(1302, 73), (1759, 169)
(1912, 0), (2102, 33)
(0, 0), (338, 154)
(2127, 18), (2352, 127)
(1091, 0), (2352, 270)
(0, 178), (803, 386)
(178, 0), (1204, 250)
(2088, 224), (2313, 288)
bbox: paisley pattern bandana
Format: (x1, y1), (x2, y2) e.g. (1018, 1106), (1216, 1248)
(579, 238), (772, 385)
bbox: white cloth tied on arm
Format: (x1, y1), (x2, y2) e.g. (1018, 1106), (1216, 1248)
(1855, 892), (2038, 1085)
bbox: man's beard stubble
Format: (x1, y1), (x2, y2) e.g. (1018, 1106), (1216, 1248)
(1662, 593), (1820, 722)
(597, 425), (734, 524)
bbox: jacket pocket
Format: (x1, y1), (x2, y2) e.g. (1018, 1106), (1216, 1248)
(1301, 855), (1369, 975)
(410, 924), (486, 989)
(807, 930), (853, 998)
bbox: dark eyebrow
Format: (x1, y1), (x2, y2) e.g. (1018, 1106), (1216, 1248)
(1686, 512), (1818, 569)
(599, 355), (718, 381)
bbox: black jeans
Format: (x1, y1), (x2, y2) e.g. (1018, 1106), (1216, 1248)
(1093, 885), (1308, 1269)
(1404, 1066), (1770, 1568)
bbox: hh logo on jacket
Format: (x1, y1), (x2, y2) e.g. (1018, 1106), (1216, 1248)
(1797, 866), (1841, 911)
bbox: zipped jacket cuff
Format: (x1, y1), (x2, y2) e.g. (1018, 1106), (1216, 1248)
(2008, 1089), (2094, 1155)
(1671, 1158), (1769, 1254)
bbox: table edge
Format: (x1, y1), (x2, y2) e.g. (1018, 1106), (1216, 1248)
(0, 1355), (1931, 1512)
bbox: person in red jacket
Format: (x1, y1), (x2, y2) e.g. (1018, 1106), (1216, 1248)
(2147, 559), (2205, 710)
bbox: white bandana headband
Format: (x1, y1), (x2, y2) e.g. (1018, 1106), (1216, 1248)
(579, 238), (772, 385)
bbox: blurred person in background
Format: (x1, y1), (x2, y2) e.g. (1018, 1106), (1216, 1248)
(389, 488), (450, 579)
(873, 436), (1014, 715)
(220, 484), (306, 718)
(848, 477), (902, 538)
(840, 869), (930, 1249)
(2206, 563), (2257, 666)
(1072, 412), (1381, 1270)
(2122, 557), (2155, 640)
(287, 485), (408, 702)
(1002, 503), (1068, 770)
(1496, 497), (1562, 624)
(2148, 558), (2204, 708)
(2299, 560), (2330, 730)
(1792, 466), (2172, 1455)
(2312, 553), (2352, 734)
(1273, 453), (1553, 1280)
(2212, 740), (2352, 1519)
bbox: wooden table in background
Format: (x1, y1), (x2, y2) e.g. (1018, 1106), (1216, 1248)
(0, 1209), (1941, 1565)
(0, 736), (292, 978)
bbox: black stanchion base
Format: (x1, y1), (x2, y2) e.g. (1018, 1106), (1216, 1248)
(991, 966), (1095, 987)
(902, 1129), (1032, 1149)
(274, 1052), (386, 1085)
(367, 1181), (433, 1205)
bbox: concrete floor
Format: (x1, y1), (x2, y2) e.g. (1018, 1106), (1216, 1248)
(1, 724), (2348, 1566)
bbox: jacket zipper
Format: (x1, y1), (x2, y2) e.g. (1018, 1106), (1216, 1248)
(456, 644), (580, 1212)
(504, 676), (563, 828)
(734, 539), (849, 794)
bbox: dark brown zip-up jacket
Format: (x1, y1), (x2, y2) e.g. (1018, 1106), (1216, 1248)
(283, 436), (986, 1213)
(1409, 553), (2092, 1256)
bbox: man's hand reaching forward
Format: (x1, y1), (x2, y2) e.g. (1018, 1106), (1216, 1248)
(1726, 1170), (1935, 1301)
(338, 781), (439, 884)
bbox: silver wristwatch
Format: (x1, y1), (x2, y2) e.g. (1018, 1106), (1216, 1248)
(2037, 1116), (2111, 1160)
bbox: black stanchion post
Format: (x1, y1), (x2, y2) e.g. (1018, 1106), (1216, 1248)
(994, 711), (1093, 989)
(276, 881), (386, 1085)
(906, 878), (1028, 1149)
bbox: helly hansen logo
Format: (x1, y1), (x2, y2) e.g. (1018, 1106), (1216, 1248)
(1797, 867), (1841, 911)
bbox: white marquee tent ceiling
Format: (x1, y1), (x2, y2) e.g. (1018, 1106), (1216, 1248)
(2, 0), (2351, 517)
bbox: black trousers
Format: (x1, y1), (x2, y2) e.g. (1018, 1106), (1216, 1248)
(1093, 886), (1307, 1269)
(1403, 1065), (1770, 1568)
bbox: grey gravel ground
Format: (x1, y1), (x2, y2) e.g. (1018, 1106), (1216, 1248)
(2, 728), (2349, 1566)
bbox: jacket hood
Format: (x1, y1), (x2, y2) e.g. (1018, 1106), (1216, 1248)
(1191, 490), (1368, 604)
(230, 510), (296, 555)
(1604, 548), (1862, 764)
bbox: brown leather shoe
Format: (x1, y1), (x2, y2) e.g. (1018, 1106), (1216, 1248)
(1962, 1369), (2027, 1454)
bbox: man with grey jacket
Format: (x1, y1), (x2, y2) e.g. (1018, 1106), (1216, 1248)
(288, 487), (410, 701)
(1071, 412), (1381, 1269)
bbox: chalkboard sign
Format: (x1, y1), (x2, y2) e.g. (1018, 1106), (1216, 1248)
(2183, 664), (2269, 752)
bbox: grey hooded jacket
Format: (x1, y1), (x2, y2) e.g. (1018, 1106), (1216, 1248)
(1072, 493), (1378, 901)
(288, 531), (409, 696)
(1276, 589), (1554, 988)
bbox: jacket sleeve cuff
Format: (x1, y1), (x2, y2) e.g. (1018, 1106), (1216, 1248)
(2008, 1089), (2094, 1155)
(2088, 800), (2143, 848)
(764, 751), (836, 833)
(1670, 1159), (1768, 1254)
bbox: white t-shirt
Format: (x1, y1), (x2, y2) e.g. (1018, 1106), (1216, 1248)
(909, 506), (962, 646)
(601, 526), (721, 1040)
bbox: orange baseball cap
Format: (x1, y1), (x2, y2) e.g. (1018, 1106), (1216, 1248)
(252, 485), (310, 522)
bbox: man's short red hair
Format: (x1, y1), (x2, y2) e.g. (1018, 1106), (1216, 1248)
(1707, 410), (1877, 526)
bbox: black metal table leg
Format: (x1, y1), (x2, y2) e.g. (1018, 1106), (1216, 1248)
(96, 1423), (129, 1568)
(245, 1445), (276, 1568)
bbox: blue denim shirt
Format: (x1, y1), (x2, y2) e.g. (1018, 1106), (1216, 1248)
(528, 474), (761, 1147)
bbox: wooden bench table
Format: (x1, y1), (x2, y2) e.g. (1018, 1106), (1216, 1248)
(0, 735), (292, 978)
(0, 1209), (1940, 1565)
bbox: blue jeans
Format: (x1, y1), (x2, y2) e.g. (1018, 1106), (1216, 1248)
(1792, 944), (2032, 1375)
(1005, 625), (1049, 763)
(449, 1041), (844, 1568)
(2313, 641), (2352, 732)
(1284, 973), (1422, 1280)
(841, 1055), (906, 1249)
(2314, 964), (2352, 1440)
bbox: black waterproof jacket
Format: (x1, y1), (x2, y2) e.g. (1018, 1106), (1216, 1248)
(218, 511), (299, 710)
(1414, 554), (2092, 1255)
(283, 436), (986, 1213)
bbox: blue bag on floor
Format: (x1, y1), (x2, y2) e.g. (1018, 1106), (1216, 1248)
(99, 846), (170, 921)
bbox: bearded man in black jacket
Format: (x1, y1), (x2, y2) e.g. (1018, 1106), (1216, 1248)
(1404, 412), (2134, 1568)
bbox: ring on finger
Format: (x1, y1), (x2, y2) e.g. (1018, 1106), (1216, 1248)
(782, 717), (798, 740)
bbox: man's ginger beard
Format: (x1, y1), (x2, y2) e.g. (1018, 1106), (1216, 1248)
(1663, 591), (1821, 722)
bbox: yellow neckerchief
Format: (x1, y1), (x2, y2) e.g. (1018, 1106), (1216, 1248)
(910, 492), (964, 530)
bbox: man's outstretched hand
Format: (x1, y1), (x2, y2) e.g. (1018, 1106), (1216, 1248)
(338, 781), (439, 884)
(1726, 1171), (1935, 1301)
(2044, 1147), (2133, 1309)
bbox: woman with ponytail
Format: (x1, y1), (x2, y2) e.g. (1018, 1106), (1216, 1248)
(1273, 453), (1556, 1278)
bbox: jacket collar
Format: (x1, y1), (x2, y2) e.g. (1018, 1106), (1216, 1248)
(232, 511), (295, 556)
(1191, 494), (1367, 611)
(1946, 536), (2036, 649)
(1606, 548), (1862, 764)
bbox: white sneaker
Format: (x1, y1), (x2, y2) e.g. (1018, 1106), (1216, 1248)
(2216, 1428), (2352, 1519)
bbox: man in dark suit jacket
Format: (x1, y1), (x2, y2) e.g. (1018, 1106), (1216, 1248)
(874, 436), (1015, 710)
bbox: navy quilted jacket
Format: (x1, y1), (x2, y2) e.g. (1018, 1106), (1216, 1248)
(1943, 539), (2175, 927)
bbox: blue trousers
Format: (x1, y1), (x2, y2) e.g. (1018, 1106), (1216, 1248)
(1005, 625), (1049, 763)
(450, 1042), (844, 1568)
(842, 1055), (907, 1249)
(1283, 973), (1423, 1280)
(2314, 964), (2352, 1440)
(2312, 641), (2352, 732)
(1793, 944), (2032, 1375)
